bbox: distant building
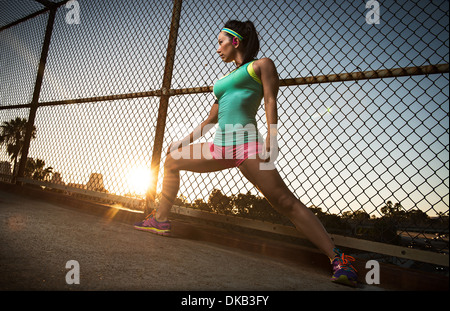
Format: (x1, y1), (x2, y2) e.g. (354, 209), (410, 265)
(86, 173), (108, 193)
(67, 183), (86, 190)
(0, 161), (12, 182)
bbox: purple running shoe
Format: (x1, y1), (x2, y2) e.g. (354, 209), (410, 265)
(134, 210), (171, 236)
(331, 248), (358, 287)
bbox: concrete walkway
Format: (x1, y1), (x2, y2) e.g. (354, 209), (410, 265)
(0, 189), (381, 291)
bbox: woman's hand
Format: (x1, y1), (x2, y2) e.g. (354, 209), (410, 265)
(262, 127), (279, 163)
(263, 134), (272, 163)
(166, 103), (218, 157)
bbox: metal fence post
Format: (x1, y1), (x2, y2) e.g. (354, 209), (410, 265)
(145, 0), (183, 215)
(16, 7), (57, 183)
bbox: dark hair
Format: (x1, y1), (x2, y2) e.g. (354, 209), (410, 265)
(223, 20), (260, 66)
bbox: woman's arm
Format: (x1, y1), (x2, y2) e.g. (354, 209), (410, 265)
(254, 58), (279, 154)
(167, 101), (218, 154)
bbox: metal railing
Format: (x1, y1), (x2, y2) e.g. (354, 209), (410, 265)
(1, 0), (448, 274)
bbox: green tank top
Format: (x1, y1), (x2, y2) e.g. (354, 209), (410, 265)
(213, 61), (264, 146)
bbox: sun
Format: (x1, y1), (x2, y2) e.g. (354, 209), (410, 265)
(126, 166), (152, 195)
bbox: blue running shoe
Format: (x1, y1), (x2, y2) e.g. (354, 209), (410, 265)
(134, 210), (171, 236)
(331, 248), (358, 287)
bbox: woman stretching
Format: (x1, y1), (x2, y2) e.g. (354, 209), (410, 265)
(134, 20), (358, 287)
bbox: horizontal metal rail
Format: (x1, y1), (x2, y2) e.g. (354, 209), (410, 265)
(0, 90), (163, 110)
(279, 63), (449, 86)
(0, 0), (70, 32)
(16, 177), (144, 209)
(1, 63), (448, 110)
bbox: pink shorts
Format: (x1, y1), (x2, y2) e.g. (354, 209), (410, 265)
(209, 141), (264, 168)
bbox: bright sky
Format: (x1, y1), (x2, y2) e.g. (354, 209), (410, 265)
(0, 0), (448, 216)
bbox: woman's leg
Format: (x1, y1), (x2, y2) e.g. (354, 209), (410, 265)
(238, 157), (336, 259)
(156, 142), (232, 222)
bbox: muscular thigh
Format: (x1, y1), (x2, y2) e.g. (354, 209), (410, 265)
(166, 143), (232, 173)
(238, 158), (295, 204)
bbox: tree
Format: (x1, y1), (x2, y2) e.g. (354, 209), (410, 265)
(24, 157), (53, 181)
(351, 210), (370, 221)
(380, 200), (404, 217)
(208, 189), (233, 214)
(191, 198), (210, 211)
(232, 191), (257, 216)
(404, 209), (428, 225)
(0, 118), (36, 178)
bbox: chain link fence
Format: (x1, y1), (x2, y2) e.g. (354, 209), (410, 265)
(1, 0), (448, 274)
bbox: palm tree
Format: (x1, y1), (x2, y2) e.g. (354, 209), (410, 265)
(25, 157), (53, 181)
(0, 117), (36, 178)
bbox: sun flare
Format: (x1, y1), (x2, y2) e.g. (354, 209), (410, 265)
(126, 166), (152, 195)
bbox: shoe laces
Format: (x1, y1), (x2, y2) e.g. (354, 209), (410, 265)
(144, 209), (156, 220)
(334, 252), (357, 272)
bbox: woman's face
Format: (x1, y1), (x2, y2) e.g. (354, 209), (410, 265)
(217, 32), (236, 63)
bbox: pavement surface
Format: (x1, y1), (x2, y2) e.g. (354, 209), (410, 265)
(0, 189), (383, 291)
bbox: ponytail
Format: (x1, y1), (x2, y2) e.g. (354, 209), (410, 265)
(223, 20), (260, 66)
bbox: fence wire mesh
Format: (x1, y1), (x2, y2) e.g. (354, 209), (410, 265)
(0, 0), (449, 273)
